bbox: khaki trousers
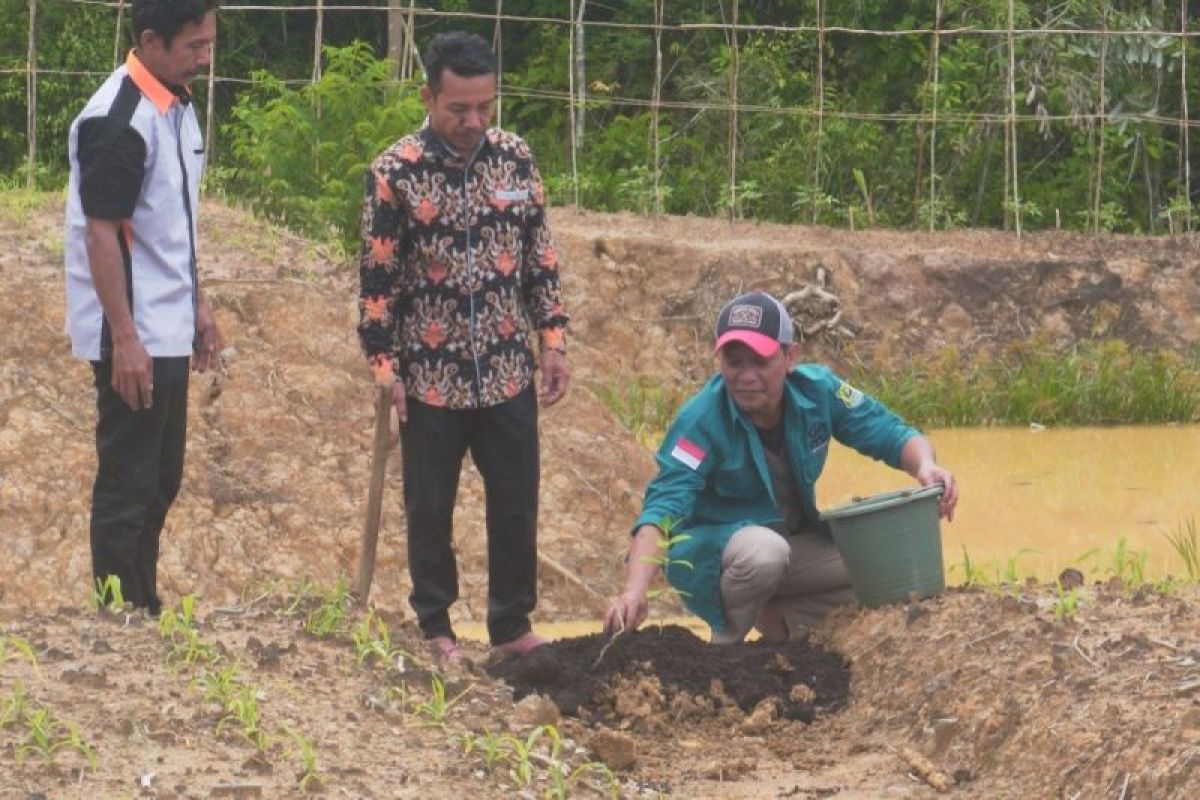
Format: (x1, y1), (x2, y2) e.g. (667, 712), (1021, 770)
(711, 525), (856, 644)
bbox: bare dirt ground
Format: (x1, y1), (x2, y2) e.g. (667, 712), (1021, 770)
(1, 192), (1198, 798)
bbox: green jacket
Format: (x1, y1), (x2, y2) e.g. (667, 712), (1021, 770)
(632, 364), (919, 629)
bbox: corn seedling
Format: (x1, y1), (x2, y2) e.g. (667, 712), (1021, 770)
(1163, 517), (1199, 582)
(351, 610), (409, 667)
(411, 674), (470, 727)
(949, 546), (993, 588)
(195, 662), (242, 710)
(1, 680), (28, 728)
(536, 724), (620, 800)
(159, 595), (202, 643)
(91, 574), (125, 614)
(218, 684), (271, 752)
(503, 724), (548, 789)
(460, 729), (511, 773)
(549, 759), (620, 800)
(1078, 537), (1148, 590)
(284, 575), (315, 615)
(164, 624), (215, 668)
(0, 634), (40, 678)
(16, 708), (97, 771)
(1053, 582), (1082, 621)
(995, 549), (1039, 589)
(304, 578), (352, 637)
(280, 724), (324, 792)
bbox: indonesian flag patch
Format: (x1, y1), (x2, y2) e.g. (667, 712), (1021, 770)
(670, 437), (706, 470)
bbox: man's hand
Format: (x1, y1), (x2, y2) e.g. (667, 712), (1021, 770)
(604, 589), (649, 636)
(112, 334), (153, 410)
(538, 348), (571, 406)
(915, 463), (958, 521)
(192, 295), (224, 373)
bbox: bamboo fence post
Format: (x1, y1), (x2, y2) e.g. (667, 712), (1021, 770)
(567, 0), (579, 206)
(113, 0), (124, 68)
(1093, 4), (1108, 235)
(1006, 0), (1021, 237)
(1180, 0), (1192, 232)
(651, 0), (663, 215)
(312, 0), (324, 86)
(812, 0), (825, 225)
(493, 0), (503, 128)
(26, 0), (37, 188)
(204, 37), (216, 167)
(726, 0), (739, 221)
(405, 0), (419, 82)
(929, 0), (942, 232)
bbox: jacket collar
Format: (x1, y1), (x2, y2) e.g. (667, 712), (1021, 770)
(720, 366), (817, 432)
(125, 50), (189, 115)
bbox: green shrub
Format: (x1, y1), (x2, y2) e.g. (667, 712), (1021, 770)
(212, 43), (425, 253)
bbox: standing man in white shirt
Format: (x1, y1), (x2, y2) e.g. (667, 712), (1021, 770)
(64, 0), (223, 615)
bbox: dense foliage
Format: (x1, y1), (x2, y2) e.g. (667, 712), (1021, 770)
(3, 0), (1197, 235)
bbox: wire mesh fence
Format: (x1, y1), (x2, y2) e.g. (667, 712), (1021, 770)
(6, 0), (1197, 233)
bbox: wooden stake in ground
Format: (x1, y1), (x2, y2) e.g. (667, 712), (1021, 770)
(352, 385), (392, 603)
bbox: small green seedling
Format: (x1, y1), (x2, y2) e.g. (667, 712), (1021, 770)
(284, 576), (315, 615)
(304, 578), (352, 637)
(1078, 537), (1148, 590)
(1163, 517), (1199, 582)
(16, 708), (97, 771)
(351, 610), (409, 666)
(91, 574), (125, 614)
(996, 549), (1039, 589)
(1, 680), (29, 728)
(0, 634), (40, 678)
(218, 684), (271, 753)
(280, 724), (324, 792)
(641, 516), (693, 603)
(411, 674), (470, 727)
(1053, 581), (1082, 622)
(460, 729), (510, 773)
(195, 662), (242, 710)
(950, 545), (993, 588)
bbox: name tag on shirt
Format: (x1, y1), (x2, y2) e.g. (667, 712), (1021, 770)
(494, 189), (529, 202)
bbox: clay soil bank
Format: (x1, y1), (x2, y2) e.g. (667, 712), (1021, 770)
(1, 194), (1198, 797)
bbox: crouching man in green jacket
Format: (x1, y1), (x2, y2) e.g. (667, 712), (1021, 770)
(604, 291), (959, 643)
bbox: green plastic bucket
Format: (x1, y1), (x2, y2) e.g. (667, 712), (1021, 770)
(819, 484), (945, 608)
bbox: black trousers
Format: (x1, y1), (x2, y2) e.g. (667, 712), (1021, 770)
(400, 386), (539, 646)
(90, 357), (190, 613)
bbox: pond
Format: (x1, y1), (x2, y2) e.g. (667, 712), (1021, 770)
(819, 424), (1200, 583)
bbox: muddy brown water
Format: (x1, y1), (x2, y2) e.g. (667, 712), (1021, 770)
(820, 424), (1200, 581)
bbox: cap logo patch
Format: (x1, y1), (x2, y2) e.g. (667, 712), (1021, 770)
(727, 304), (763, 329)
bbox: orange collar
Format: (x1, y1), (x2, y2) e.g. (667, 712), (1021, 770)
(125, 50), (189, 115)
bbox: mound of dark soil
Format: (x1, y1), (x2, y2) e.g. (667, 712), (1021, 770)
(488, 625), (850, 725)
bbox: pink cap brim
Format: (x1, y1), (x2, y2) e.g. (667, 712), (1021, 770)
(715, 330), (780, 357)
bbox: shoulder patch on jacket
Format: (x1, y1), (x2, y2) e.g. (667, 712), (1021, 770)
(670, 437), (706, 470)
(836, 381), (864, 409)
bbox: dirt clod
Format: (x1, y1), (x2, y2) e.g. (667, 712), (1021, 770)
(487, 625), (851, 726)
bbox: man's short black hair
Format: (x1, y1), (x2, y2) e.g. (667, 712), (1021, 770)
(132, 0), (219, 48)
(423, 31), (497, 94)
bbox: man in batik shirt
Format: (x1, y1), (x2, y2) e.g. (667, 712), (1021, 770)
(358, 31), (569, 662)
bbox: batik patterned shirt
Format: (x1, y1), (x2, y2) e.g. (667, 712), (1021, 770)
(357, 126), (568, 409)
